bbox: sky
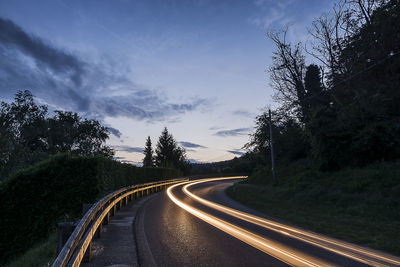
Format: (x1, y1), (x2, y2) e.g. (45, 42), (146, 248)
(0, 0), (333, 164)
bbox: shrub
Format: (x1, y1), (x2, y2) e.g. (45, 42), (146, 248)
(0, 153), (182, 264)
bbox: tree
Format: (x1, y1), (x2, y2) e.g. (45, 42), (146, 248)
(263, 0), (400, 170)
(142, 136), (154, 167)
(0, 90), (48, 178)
(267, 28), (307, 122)
(0, 90), (114, 180)
(245, 109), (310, 165)
(155, 127), (188, 171)
(47, 110), (113, 157)
(303, 64), (328, 121)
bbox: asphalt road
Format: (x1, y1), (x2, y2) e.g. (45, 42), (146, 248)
(135, 177), (400, 267)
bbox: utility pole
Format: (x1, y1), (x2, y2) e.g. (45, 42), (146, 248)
(269, 109), (276, 181)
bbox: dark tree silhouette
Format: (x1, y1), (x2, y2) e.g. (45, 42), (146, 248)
(267, 28), (307, 122)
(0, 90), (114, 180)
(155, 127), (188, 172)
(142, 136), (154, 167)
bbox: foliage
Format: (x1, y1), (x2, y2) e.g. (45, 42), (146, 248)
(155, 127), (190, 173)
(6, 231), (57, 267)
(0, 153), (182, 265)
(143, 136), (154, 167)
(0, 90), (113, 180)
(245, 110), (310, 165)
(257, 0), (400, 170)
(190, 153), (260, 175)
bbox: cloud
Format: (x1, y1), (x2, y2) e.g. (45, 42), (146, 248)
(209, 126), (223, 131)
(214, 128), (252, 137)
(0, 17), (210, 122)
(107, 127), (122, 138)
(179, 141), (207, 149)
(227, 149), (245, 156)
(233, 109), (254, 117)
(113, 145), (143, 153)
(249, 0), (294, 29)
(0, 18), (85, 87)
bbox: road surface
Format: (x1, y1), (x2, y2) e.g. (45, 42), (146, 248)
(135, 177), (400, 266)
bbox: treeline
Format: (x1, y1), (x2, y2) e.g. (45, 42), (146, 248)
(246, 0), (400, 171)
(0, 90), (113, 180)
(190, 154), (262, 175)
(0, 153), (181, 264)
(142, 128), (190, 173)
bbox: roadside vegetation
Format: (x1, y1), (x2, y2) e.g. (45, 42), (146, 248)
(0, 92), (186, 265)
(226, 0), (400, 256)
(6, 231), (57, 267)
(0, 153), (181, 265)
(227, 160), (400, 255)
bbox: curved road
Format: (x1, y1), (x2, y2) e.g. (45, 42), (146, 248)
(135, 177), (400, 267)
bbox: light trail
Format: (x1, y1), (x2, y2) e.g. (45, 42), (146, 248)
(183, 177), (400, 267)
(167, 181), (335, 267)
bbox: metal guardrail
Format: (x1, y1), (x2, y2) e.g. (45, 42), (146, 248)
(52, 178), (187, 267)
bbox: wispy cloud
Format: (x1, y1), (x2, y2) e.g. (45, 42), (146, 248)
(232, 109), (254, 117)
(249, 0), (294, 29)
(179, 141), (207, 149)
(214, 128), (252, 137)
(227, 150), (245, 156)
(113, 145), (143, 153)
(209, 126), (223, 131)
(107, 127), (122, 138)
(0, 18), (86, 87)
(0, 17), (211, 122)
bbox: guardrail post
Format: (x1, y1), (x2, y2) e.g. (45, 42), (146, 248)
(57, 222), (76, 254)
(111, 204), (116, 216)
(104, 212), (110, 225)
(83, 242), (92, 262)
(96, 223), (102, 238)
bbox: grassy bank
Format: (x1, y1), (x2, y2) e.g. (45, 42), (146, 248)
(227, 160), (400, 255)
(6, 232), (57, 267)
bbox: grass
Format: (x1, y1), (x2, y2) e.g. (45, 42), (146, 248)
(227, 160), (400, 256)
(6, 231), (57, 267)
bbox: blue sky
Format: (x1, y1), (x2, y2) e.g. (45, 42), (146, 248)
(0, 0), (333, 164)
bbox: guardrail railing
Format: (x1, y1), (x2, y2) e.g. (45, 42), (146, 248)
(52, 178), (187, 267)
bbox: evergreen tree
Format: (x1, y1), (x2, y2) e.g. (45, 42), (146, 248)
(142, 136), (154, 167)
(155, 127), (188, 171)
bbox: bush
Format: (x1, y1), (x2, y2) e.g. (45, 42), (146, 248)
(0, 153), (182, 264)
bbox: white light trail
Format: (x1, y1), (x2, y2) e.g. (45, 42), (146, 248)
(183, 177), (400, 267)
(167, 181), (334, 267)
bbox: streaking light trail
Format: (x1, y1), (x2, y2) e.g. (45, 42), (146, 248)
(167, 180), (335, 267)
(167, 177), (400, 267)
(183, 177), (400, 267)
